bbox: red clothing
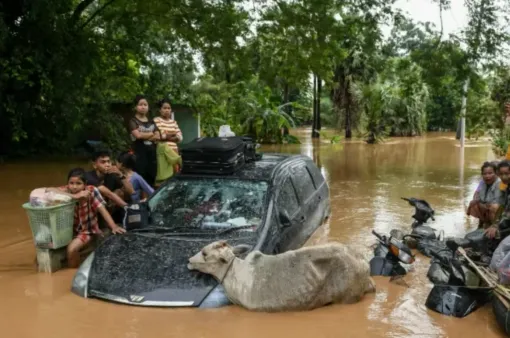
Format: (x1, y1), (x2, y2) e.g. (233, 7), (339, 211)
(60, 185), (105, 242)
(184, 201), (219, 222)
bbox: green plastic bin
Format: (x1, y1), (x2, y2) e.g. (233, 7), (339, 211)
(22, 202), (75, 249)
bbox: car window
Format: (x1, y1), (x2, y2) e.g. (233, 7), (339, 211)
(277, 179), (299, 216)
(292, 165), (316, 203)
(307, 163), (324, 188)
(148, 178), (268, 230)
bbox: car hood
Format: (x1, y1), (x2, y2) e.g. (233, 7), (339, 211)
(87, 232), (256, 307)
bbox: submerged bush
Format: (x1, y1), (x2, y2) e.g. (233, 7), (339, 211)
(490, 127), (510, 157)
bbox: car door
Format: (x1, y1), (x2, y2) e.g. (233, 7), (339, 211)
(289, 163), (322, 246)
(306, 160), (330, 224)
(274, 175), (303, 252)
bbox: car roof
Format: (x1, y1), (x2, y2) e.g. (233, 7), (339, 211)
(177, 153), (310, 182)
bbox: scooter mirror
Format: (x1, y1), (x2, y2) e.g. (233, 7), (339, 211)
(446, 239), (459, 252)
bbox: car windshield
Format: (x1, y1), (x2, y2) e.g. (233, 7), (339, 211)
(148, 178), (268, 232)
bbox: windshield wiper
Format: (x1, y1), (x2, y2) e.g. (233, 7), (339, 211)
(129, 225), (255, 237)
(156, 226), (255, 238)
(129, 226), (176, 233)
(217, 225), (255, 235)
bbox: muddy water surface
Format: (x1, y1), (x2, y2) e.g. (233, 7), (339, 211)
(0, 131), (505, 337)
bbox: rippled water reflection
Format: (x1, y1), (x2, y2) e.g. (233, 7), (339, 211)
(0, 130), (505, 337)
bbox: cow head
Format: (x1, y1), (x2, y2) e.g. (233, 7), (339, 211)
(187, 240), (252, 276)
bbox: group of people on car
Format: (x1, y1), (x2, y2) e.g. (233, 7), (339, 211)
(44, 94), (510, 270)
(47, 95), (183, 267)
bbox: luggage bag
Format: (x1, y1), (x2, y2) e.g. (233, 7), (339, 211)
(180, 137), (247, 175)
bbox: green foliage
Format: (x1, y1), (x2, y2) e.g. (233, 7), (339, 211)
(353, 80), (392, 144)
(351, 57), (429, 143)
(190, 75), (301, 144)
(1, 0), (510, 158)
(319, 96), (335, 127)
(318, 130), (342, 144)
(490, 127), (510, 157)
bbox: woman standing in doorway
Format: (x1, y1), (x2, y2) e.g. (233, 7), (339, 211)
(129, 95), (160, 187)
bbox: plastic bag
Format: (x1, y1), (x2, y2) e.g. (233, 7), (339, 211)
(498, 251), (510, 284)
(29, 188), (72, 207)
(34, 225), (51, 244)
(218, 125), (235, 137)
(490, 235), (510, 271)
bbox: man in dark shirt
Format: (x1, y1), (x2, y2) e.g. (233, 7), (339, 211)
(86, 150), (134, 223)
(85, 170), (123, 193)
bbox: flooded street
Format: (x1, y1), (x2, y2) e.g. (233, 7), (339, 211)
(0, 131), (506, 338)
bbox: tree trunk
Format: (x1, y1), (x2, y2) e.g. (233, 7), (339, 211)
(316, 76), (322, 136)
(312, 75), (317, 137)
(71, 0), (97, 24)
(283, 82), (289, 136)
(344, 78), (352, 138)
(458, 78), (470, 145)
(312, 75), (321, 138)
(225, 57), (232, 121)
(457, 0), (486, 143)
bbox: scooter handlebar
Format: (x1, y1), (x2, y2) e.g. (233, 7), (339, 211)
(372, 230), (385, 241)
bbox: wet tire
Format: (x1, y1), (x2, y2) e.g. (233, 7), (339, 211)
(492, 296), (510, 336)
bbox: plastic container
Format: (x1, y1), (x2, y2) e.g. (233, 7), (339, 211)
(498, 250), (510, 285)
(22, 202), (75, 249)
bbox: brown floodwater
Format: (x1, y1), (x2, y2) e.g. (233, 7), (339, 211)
(0, 130), (506, 338)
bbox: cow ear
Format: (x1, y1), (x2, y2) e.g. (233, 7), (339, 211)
(232, 244), (252, 257)
(215, 240), (228, 249)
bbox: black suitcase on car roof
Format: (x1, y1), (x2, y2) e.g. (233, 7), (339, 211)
(180, 137), (246, 174)
(241, 136), (262, 163)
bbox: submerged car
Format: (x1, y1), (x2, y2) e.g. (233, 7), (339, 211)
(72, 153), (330, 308)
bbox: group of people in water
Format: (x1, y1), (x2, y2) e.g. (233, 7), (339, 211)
(468, 160), (510, 240)
(46, 95), (184, 267)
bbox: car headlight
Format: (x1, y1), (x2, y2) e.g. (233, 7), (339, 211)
(199, 284), (231, 309)
(71, 252), (95, 298)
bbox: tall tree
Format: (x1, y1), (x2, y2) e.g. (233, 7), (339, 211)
(456, 0), (508, 141)
(330, 0), (394, 138)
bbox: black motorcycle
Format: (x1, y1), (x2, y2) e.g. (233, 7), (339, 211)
(426, 240), (479, 285)
(396, 197), (449, 257)
(370, 230), (415, 277)
(402, 197), (436, 235)
(443, 220), (510, 267)
(425, 240), (493, 318)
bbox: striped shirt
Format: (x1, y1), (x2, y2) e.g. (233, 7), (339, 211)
(59, 185), (105, 237)
(153, 117), (183, 152)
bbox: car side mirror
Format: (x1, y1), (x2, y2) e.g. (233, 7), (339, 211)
(279, 210), (292, 227)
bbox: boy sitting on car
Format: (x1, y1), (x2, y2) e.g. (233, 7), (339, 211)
(85, 150), (134, 223)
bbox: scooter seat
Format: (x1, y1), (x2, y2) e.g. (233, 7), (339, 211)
(411, 225), (436, 240)
(446, 237), (471, 248)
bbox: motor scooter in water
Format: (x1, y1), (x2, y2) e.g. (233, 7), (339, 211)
(394, 197), (448, 257)
(370, 230), (415, 276)
(425, 240), (492, 318)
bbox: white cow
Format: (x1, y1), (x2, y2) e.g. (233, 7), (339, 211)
(187, 240), (376, 312)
